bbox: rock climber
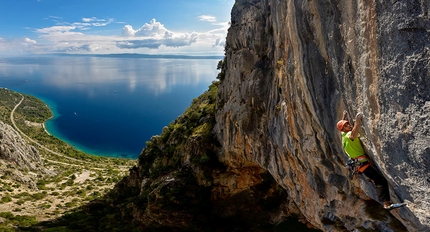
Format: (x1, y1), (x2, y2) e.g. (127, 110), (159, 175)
(337, 110), (394, 209)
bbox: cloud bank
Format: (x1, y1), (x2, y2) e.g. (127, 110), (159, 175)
(117, 19), (199, 49)
(0, 16), (228, 55)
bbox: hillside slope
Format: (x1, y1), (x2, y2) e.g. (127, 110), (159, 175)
(0, 89), (135, 229)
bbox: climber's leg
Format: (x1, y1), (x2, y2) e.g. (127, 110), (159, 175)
(362, 166), (390, 206)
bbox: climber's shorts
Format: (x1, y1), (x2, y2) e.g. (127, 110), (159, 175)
(358, 161), (370, 173)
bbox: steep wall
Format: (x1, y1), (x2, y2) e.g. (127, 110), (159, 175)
(215, 0), (429, 231)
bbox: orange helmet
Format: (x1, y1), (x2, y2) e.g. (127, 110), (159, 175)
(336, 120), (348, 131)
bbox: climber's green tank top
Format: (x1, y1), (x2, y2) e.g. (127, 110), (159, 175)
(342, 131), (365, 159)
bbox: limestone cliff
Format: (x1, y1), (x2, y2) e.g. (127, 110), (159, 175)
(215, 0), (429, 231)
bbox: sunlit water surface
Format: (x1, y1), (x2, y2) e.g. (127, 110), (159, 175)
(0, 55), (221, 158)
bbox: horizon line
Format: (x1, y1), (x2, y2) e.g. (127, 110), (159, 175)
(2, 53), (225, 60)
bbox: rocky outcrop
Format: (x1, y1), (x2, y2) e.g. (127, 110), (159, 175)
(215, 0), (429, 231)
(0, 121), (46, 189)
(0, 121), (43, 170)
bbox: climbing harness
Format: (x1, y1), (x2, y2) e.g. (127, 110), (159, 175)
(345, 155), (370, 178)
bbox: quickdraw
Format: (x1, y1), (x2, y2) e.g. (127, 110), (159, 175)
(345, 155), (370, 178)
(346, 158), (357, 172)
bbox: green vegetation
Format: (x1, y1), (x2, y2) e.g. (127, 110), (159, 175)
(0, 212), (38, 229)
(0, 88), (22, 124)
(1, 194), (12, 203)
(139, 80), (220, 178)
(216, 57), (227, 81)
(15, 94), (52, 123)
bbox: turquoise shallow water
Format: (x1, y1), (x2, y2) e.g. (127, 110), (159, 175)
(0, 54), (221, 158)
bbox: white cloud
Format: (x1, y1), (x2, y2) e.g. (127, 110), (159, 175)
(198, 15), (217, 23)
(122, 25), (135, 37)
(121, 19), (169, 37)
(213, 37), (224, 47)
(72, 18), (115, 29)
(36, 25), (77, 34)
(134, 19), (168, 37)
(117, 19), (200, 50)
(82, 17), (96, 22)
(24, 38), (37, 44)
(0, 37), (39, 55)
(91, 18), (115, 27)
(196, 15), (229, 48)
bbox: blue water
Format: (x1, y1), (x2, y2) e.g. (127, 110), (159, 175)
(0, 54), (221, 158)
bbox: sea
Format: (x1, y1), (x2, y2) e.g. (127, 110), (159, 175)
(0, 54), (222, 159)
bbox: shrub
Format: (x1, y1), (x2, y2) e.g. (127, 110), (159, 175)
(16, 199), (26, 205)
(0, 212), (14, 219)
(1, 195), (12, 203)
(13, 215), (38, 227)
(37, 180), (49, 190)
(76, 189), (86, 197)
(39, 203), (51, 209)
(92, 191), (101, 197)
(13, 192), (30, 198)
(31, 192), (46, 200)
(199, 154), (211, 164)
(216, 57), (227, 80)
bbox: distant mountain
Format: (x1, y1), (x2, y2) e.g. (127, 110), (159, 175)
(48, 53), (224, 60)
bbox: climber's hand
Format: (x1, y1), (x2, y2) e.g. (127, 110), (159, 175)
(343, 110), (348, 119)
(356, 112), (363, 121)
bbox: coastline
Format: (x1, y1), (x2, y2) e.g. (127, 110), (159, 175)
(42, 122), (51, 135)
(15, 90), (138, 159)
(44, 115), (137, 159)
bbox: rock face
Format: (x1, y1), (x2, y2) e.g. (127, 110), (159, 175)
(0, 121), (45, 189)
(215, 0), (429, 231)
(0, 121), (42, 170)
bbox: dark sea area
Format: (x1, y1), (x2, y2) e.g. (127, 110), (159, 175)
(0, 54), (222, 158)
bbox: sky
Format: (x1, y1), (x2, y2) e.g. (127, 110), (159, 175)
(0, 0), (235, 56)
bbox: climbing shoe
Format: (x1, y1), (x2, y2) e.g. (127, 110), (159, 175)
(384, 203), (407, 210)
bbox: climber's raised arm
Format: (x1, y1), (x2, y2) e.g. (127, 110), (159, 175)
(349, 112), (362, 141)
(342, 110), (348, 120)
